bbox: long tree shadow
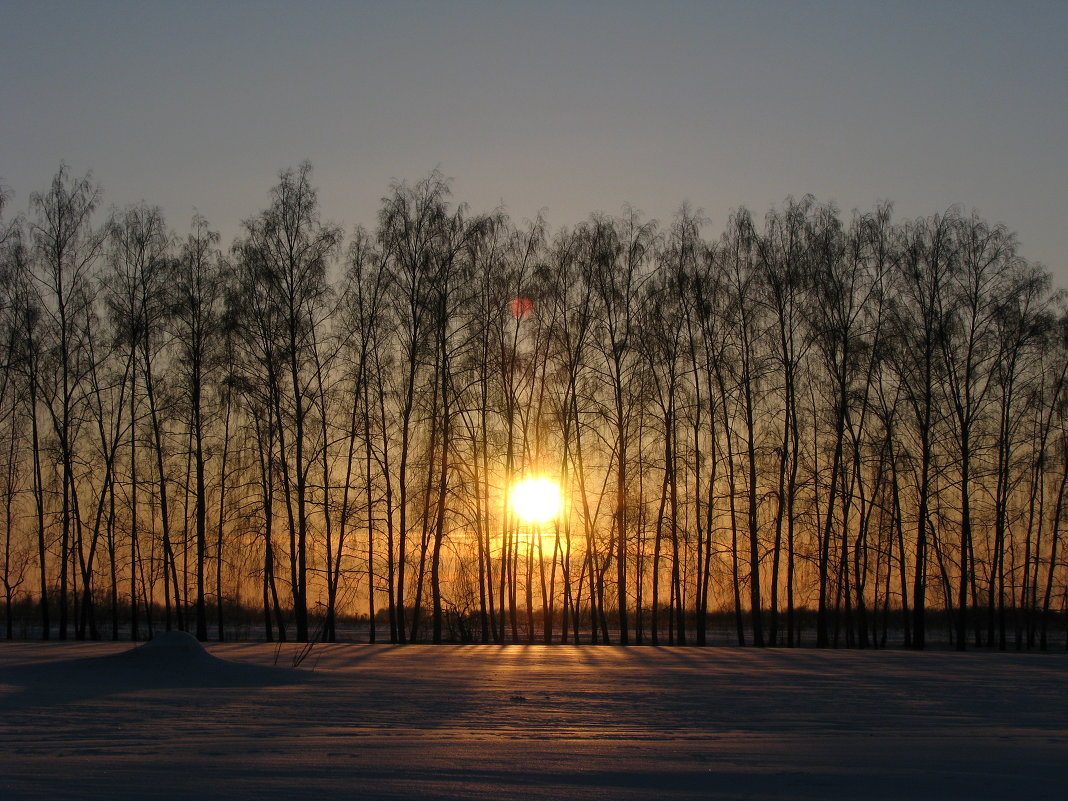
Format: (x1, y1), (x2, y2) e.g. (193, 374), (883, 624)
(0, 631), (307, 711)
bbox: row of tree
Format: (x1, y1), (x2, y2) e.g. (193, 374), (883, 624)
(1, 163), (1065, 649)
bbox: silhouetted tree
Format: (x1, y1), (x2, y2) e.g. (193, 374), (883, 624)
(3, 163), (1067, 650)
(232, 162), (341, 642)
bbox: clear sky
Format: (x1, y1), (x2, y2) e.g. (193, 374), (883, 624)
(2, 1), (1066, 285)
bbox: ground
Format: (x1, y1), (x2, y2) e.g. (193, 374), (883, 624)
(2, 638), (1066, 800)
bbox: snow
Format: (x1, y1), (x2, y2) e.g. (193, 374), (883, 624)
(132, 630), (214, 659)
(2, 641), (1066, 800)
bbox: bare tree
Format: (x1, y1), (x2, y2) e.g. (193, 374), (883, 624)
(5, 165), (1068, 650)
(171, 215), (225, 640)
(718, 209), (770, 646)
(757, 198), (814, 646)
(887, 211), (958, 649)
(105, 203), (177, 633)
(232, 162), (341, 642)
(585, 210), (656, 645)
(29, 165), (107, 639)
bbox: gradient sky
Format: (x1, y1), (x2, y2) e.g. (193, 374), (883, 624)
(3, 1), (1066, 285)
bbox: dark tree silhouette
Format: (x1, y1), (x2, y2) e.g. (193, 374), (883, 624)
(2, 162), (1066, 650)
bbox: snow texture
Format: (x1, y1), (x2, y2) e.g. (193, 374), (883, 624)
(2, 641), (1066, 800)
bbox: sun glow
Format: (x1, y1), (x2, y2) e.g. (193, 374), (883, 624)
(510, 477), (563, 524)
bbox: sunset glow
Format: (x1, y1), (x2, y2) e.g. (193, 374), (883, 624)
(510, 477), (562, 524)
(509, 296), (534, 319)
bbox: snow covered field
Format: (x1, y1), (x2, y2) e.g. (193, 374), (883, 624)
(2, 637), (1066, 800)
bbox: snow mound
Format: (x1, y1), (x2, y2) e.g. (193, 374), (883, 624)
(131, 630), (214, 661)
(0, 633), (305, 711)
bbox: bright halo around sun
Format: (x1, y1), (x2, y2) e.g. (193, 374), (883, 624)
(510, 477), (563, 524)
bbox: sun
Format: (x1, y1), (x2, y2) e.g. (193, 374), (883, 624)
(510, 477), (563, 524)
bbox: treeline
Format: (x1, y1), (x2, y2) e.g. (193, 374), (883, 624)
(0, 163), (1065, 649)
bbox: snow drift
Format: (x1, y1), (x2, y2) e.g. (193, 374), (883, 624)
(0, 631), (302, 711)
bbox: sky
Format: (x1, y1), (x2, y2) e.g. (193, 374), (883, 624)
(2, 0), (1066, 286)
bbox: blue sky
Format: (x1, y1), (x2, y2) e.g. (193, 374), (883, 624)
(2, 1), (1066, 284)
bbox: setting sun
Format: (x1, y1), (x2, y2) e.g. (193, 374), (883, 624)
(510, 477), (563, 524)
